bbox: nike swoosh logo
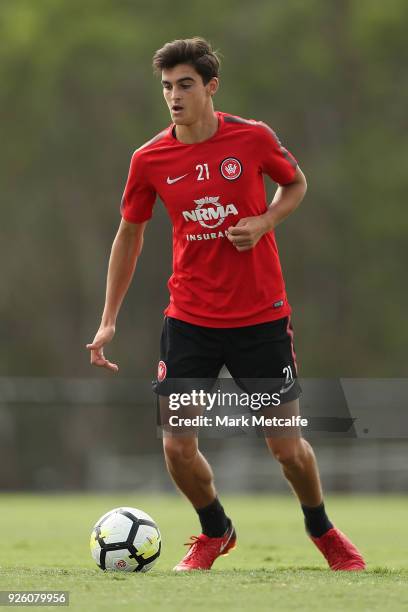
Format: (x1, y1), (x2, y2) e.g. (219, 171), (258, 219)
(167, 173), (189, 184)
(279, 379), (296, 394)
(219, 528), (234, 553)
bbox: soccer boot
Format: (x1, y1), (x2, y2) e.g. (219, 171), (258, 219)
(173, 521), (237, 571)
(310, 526), (366, 570)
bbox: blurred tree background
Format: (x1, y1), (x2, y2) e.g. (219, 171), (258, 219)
(1, 0), (407, 379)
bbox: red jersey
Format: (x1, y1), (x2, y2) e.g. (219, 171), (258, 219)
(121, 111), (298, 328)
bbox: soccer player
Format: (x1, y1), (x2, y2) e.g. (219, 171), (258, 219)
(87, 37), (365, 572)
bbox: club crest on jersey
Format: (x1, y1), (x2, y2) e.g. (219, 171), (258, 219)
(220, 157), (242, 181)
(157, 360), (167, 382)
(182, 196), (238, 229)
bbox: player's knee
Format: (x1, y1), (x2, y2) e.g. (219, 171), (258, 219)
(268, 438), (304, 467)
(162, 436), (198, 466)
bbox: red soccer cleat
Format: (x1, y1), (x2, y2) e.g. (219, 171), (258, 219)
(173, 522), (237, 571)
(310, 526), (366, 570)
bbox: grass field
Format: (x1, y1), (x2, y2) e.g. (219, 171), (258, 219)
(0, 494), (407, 611)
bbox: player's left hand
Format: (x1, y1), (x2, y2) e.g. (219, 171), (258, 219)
(227, 216), (270, 252)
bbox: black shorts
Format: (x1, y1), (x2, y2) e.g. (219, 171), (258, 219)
(152, 316), (301, 404)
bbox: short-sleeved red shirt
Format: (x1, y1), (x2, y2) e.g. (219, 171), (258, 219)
(121, 111), (298, 328)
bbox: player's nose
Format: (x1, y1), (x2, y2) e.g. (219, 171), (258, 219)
(170, 88), (182, 101)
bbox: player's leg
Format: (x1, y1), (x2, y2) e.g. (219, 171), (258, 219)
(153, 317), (236, 570)
(160, 398), (236, 570)
(163, 435), (216, 507)
(160, 395), (218, 509)
(261, 399), (332, 536)
(262, 399), (324, 506)
(225, 316), (365, 570)
(226, 317), (327, 515)
(263, 404), (365, 570)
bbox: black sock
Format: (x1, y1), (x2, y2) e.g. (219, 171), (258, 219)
(196, 497), (229, 537)
(301, 502), (333, 538)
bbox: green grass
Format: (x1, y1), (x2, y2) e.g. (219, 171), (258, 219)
(0, 494), (407, 611)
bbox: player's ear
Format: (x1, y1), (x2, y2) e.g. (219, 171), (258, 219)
(207, 77), (219, 97)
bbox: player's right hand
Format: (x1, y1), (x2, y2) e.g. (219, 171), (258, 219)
(86, 325), (119, 372)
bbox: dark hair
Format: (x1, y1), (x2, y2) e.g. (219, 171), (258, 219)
(152, 37), (220, 84)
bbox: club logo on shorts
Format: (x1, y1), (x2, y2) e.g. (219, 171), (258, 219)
(220, 157), (242, 181)
(157, 360), (167, 382)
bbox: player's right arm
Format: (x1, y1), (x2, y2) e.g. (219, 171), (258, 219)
(86, 218), (148, 372)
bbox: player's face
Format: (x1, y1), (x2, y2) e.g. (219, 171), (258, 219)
(161, 64), (218, 125)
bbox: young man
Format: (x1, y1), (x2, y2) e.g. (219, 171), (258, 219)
(87, 37), (365, 572)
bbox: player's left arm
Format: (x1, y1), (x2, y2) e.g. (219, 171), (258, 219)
(227, 166), (307, 252)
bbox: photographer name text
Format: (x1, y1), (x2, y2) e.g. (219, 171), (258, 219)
(167, 415), (308, 428)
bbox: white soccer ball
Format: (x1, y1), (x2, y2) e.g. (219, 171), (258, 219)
(90, 507), (161, 572)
